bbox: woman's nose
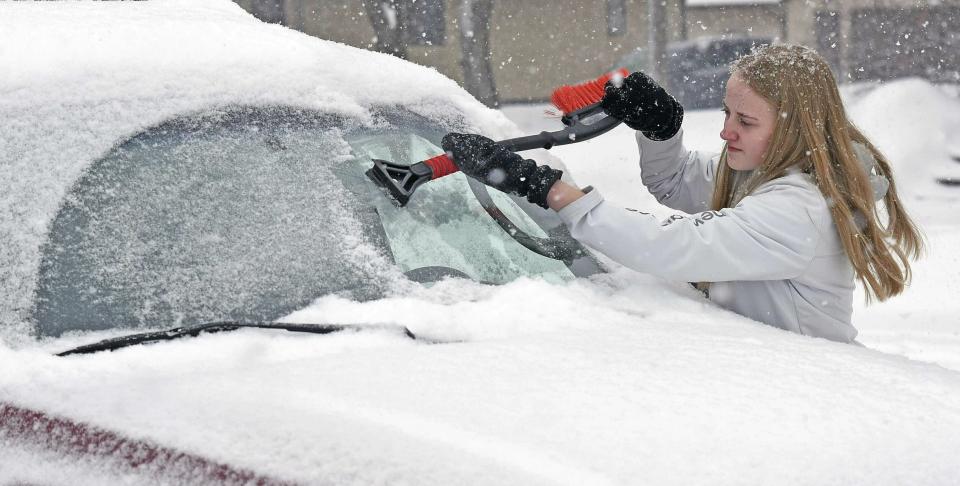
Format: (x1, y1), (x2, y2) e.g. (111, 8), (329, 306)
(720, 124), (736, 142)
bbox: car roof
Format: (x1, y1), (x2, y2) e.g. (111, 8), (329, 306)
(0, 0), (517, 336)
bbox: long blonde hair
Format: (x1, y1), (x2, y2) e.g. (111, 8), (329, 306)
(710, 44), (923, 302)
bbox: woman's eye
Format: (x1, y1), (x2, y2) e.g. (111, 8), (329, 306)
(739, 118), (752, 126)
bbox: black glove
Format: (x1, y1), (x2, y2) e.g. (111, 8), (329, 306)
(600, 71), (684, 141)
(441, 133), (563, 209)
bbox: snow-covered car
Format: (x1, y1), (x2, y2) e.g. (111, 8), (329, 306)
(3, 2), (960, 485)
(2, 2), (599, 340)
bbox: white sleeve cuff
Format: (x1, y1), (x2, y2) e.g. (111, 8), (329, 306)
(557, 186), (604, 225)
(636, 127), (684, 146)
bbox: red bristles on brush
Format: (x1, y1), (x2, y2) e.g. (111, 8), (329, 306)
(550, 67), (629, 116)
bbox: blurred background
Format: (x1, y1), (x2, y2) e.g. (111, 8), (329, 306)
(233, 0), (959, 108)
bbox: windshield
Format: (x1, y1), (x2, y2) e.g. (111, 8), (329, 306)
(32, 107), (580, 336)
(342, 131), (574, 284)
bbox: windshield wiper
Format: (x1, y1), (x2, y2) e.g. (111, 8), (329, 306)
(57, 321), (417, 357)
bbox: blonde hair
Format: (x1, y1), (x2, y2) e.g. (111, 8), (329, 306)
(710, 44), (923, 302)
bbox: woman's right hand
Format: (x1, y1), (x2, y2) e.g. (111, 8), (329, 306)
(601, 71), (684, 141)
(441, 132), (563, 209)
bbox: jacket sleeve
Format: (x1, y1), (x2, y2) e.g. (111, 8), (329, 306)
(557, 178), (825, 282)
(637, 129), (718, 214)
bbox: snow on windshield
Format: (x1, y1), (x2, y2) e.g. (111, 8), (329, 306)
(32, 108), (406, 336)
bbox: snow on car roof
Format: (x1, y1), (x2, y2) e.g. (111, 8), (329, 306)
(0, 0), (516, 339)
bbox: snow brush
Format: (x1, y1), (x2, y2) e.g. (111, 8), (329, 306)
(367, 68), (628, 206)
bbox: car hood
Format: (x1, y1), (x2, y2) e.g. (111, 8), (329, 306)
(5, 271), (960, 485)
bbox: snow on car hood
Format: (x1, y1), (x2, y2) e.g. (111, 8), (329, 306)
(4, 270), (960, 485)
(0, 0), (517, 339)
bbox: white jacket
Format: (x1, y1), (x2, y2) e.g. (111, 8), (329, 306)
(557, 130), (860, 342)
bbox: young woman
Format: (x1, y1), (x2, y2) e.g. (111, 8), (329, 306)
(442, 44), (923, 343)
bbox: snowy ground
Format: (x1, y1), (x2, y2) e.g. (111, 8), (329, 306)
(501, 78), (960, 372)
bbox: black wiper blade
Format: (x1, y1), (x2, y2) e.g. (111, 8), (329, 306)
(57, 321), (417, 357)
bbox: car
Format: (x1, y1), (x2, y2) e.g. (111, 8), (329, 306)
(614, 36), (772, 109)
(2, 2), (600, 340)
(3, 2), (960, 485)
(0, 2), (600, 478)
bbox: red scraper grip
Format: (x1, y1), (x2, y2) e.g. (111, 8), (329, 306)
(424, 154), (458, 179)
